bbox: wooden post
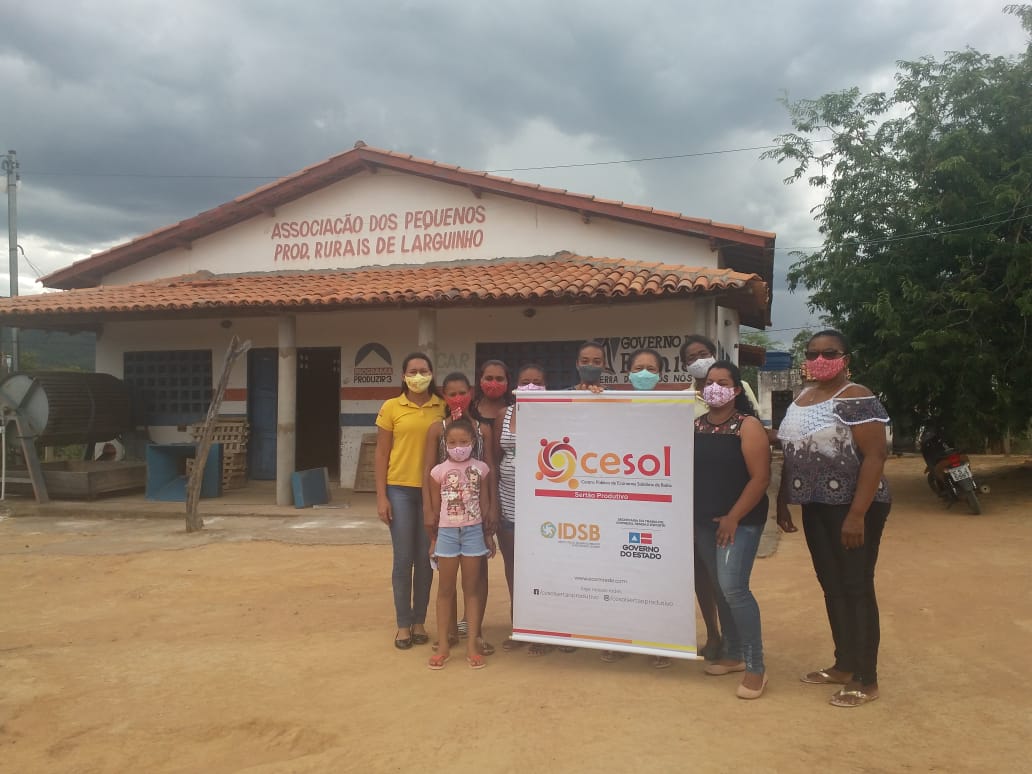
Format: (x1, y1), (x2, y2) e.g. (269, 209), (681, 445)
(185, 336), (250, 532)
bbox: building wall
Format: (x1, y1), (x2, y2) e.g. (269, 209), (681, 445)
(97, 297), (722, 486)
(102, 172), (717, 284)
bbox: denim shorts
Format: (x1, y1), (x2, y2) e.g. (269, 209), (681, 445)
(435, 525), (489, 558)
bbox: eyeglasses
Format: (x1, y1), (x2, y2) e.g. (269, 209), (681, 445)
(683, 350), (713, 364)
(804, 350), (846, 361)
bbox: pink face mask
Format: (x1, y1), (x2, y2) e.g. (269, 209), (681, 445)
(702, 383), (736, 408)
(807, 356), (847, 381)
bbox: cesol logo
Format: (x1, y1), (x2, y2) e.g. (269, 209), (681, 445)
(536, 437), (672, 490)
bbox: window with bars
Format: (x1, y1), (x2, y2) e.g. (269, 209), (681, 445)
(123, 350), (213, 425)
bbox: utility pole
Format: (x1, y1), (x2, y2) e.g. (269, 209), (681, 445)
(2, 150), (19, 372)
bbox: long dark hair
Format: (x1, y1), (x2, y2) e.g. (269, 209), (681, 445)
(399, 352), (441, 399)
(706, 360), (757, 417)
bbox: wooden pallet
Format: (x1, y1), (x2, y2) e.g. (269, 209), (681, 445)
(353, 433), (378, 492)
(185, 417), (250, 489)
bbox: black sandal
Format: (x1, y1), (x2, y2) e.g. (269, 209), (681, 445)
(394, 631), (413, 650)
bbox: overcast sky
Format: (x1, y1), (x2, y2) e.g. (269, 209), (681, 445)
(1, 0), (1026, 343)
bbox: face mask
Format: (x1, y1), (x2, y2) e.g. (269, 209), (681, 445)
(628, 370), (660, 391)
(687, 357), (716, 380)
(807, 356), (847, 382)
(445, 393), (471, 419)
(516, 383), (547, 391)
(702, 383), (736, 408)
(448, 445), (473, 462)
(480, 380), (508, 399)
(404, 374), (432, 394)
(577, 364), (604, 385)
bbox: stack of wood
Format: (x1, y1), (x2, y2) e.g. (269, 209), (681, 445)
(186, 417), (249, 490)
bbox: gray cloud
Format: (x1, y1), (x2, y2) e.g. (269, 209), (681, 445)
(1, 0), (1026, 334)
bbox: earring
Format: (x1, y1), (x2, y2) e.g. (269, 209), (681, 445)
(799, 363), (809, 382)
(845, 367), (852, 381)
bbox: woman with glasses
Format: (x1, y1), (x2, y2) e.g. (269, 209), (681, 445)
(776, 330), (891, 708)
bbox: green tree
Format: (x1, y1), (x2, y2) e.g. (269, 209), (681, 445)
(790, 328), (815, 366)
(739, 330), (786, 395)
(763, 6), (1032, 447)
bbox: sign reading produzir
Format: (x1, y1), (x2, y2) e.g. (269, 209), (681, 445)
(268, 205), (488, 262)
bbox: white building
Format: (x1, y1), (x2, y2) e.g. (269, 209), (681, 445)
(0, 143), (775, 503)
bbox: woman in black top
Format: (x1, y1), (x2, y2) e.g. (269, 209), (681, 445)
(694, 361), (771, 699)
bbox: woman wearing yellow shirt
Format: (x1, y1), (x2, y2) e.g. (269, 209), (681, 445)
(376, 352), (446, 650)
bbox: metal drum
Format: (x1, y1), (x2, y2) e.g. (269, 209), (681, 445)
(0, 371), (133, 445)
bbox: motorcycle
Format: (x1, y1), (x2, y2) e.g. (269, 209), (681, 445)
(919, 427), (987, 515)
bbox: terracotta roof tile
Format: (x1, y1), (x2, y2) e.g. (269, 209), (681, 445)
(42, 145), (776, 292)
(7, 253), (769, 327)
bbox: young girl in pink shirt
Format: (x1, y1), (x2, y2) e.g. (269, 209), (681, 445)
(426, 418), (495, 670)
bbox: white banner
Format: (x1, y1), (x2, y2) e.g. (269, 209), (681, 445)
(513, 391), (698, 658)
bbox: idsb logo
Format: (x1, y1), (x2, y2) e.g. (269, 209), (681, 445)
(558, 523), (601, 541)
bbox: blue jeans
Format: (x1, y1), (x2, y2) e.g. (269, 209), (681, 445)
(387, 485), (432, 628)
(695, 521), (765, 674)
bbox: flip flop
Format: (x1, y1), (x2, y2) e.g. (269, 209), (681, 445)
(476, 637), (496, 656)
(830, 688), (879, 708)
(466, 654), (487, 670)
(427, 654), (450, 671)
(557, 646), (578, 653)
(502, 638), (525, 651)
(600, 650), (628, 663)
(527, 643), (554, 657)
(801, 669), (850, 685)
(651, 656), (672, 670)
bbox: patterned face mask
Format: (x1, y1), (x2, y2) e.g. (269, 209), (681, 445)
(807, 356), (847, 381)
(480, 380), (509, 399)
(445, 393), (471, 419)
(702, 383), (736, 408)
(404, 374), (432, 393)
(448, 445), (473, 462)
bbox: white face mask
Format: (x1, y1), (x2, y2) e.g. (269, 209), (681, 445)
(687, 357), (716, 380)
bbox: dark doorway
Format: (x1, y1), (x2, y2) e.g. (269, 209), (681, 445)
(475, 340), (583, 389)
(247, 348), (278, 480)
(771, 390), (795, 430)
(296, 347), (341, 477)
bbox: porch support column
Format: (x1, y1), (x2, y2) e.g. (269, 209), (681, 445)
(694, 300), (714, 344)
(417, 308), (437, 367)
(276, 315), (297, 506)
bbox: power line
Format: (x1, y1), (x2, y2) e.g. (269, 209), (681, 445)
(775, 206), (1031, 252)
(22, 139), (836, 180)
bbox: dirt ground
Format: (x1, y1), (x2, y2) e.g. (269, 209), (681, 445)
(1, 455), (1030, 773)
